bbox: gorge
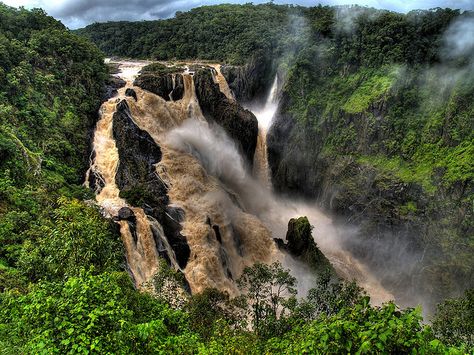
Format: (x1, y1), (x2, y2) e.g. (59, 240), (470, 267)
(87, 59), (395, 305)
(0, 3), (472, 353)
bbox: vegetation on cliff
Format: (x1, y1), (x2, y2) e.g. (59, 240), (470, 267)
(0, 3), (114, 291)
(268, 6), (473, 309)
(0, 3), (472, 353)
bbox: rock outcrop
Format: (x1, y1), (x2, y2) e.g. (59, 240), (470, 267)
(113, 99), (167, 207)
(125, 88), (137, 101)
(103, 76), (126, 101)
(276, 216), (333, 274)
(134, 73), (184, 101)
(113, 99), (190, 268)
(194, 68), (258, 164)
(221, 55), (273, 103)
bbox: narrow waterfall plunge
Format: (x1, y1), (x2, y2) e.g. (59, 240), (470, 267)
(245, 75), (394, 304)
(251, 76), (279, 187)
(87, 60), (393, 305)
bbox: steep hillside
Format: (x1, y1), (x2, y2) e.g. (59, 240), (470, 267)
(268, 7), (474, 308)
(0, 4), (116, 288)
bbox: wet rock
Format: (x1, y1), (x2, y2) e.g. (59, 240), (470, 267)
(125, 88), (137, 101)
(282, 216), (333, 273)
(128, 221), (138, 245)
(170, 74), (184, 101)
(194, 68), (258, 164)
(117, 207), (136, 222)
(134, 73), (184, 101)
(150, 226), (172, 265)
(113, 99), (167, 208)
(103, 76), (126, 101)
(213, 225), (222, 243)
(88, 170), (105, 194)
(286, 216), (313, 256)
(221, 55), (273, 103)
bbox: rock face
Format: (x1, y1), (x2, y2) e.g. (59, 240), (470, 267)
(278, 216), (333, 273)
(134, 73), (184, 101)
(125, 88), (137, 101)
(194, 68), (258, 164)
(103, 76), (126, 101)
(117, 207), (136, 222)
(113, 99), (190, 268)
(113, 99), (167, 207)
(221, 55), (273, 103)
(286, 216), (313, 256)
(267, 94), (427, 233)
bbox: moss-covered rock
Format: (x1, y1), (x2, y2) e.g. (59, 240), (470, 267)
(277, 216), (333, 274)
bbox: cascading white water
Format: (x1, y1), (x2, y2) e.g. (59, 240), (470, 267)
(251, 76), (279, 187)
(247, 74), (392, 304)
(166, 117), (393, 304)
(88, 60), (393, 305)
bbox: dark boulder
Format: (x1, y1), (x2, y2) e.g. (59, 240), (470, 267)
(103, 76), (126, 101)
(117, 207), (136, 222)
(194, 68), (258, 164)
(134, 73), (184, 101)
(280, 216), (333, 273)
(125, 88), (137, 101)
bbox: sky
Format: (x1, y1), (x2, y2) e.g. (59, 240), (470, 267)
(2, 0), (473, 29)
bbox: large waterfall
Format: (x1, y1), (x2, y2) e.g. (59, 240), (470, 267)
(86, 60), (393, 304)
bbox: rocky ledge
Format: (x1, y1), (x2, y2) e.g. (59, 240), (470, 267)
(113, 99), (190, 269)
(193, 68), (258, 165)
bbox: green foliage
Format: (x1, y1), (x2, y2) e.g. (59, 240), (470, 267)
(185, 288), (247, 340)
(293, 269), (365, 321)
(17, 197), (123, 282)
(264, 302), (463, 354)
(0, 4), (110, 291)
(76, 4), (300, 64)
(141, 62), (184, 75)
(238, 262), (297, 337)
(0, 270), (199, 354)
(432, 289), (474, 349)
(342, 66), (398, 114)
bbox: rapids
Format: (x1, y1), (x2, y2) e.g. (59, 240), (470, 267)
(86, 60), (393, 305)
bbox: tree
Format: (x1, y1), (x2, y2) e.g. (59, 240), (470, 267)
(432, 288), (474, 349)
(237, 262), (296, 335)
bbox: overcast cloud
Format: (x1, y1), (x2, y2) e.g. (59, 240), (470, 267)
(2, 0), (473, 29)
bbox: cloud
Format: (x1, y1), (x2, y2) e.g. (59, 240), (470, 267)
(1, 0), (473, 29)
(442, 14), (474, 60)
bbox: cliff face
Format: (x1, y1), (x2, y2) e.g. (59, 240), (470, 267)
(267, 65), (474, 307)
(221, 55), (273, 103)
(134, 73), (185, 101)
(113, 99), (190, 269)
(193, 68), (258, 164)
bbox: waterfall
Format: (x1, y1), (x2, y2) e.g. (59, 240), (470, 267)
(165, 116), (393, 304)
(86, 60), (393, 305)
(252, 75), (279, 187)
(210, 64), (235, 101)
(85, 60), (183, 290)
